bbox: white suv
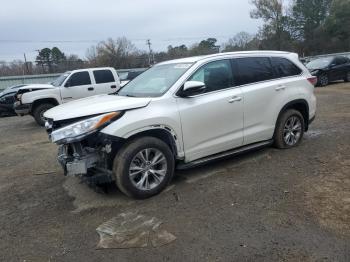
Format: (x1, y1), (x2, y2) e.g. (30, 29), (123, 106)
(44, 51), (317, 199)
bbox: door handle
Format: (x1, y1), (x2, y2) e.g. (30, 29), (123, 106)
(228, 96), (242, 103)
(88, 87), (94, 91)
(111, 85), (117, 89)
(275, 85), (286, 91)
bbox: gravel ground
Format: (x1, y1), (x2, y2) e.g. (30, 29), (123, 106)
(0, 83), (349, 262)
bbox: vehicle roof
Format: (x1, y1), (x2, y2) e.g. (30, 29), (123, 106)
(71, 67), (115, 72)
(157, 51), (293, 65)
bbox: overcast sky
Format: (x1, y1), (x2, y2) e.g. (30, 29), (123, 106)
(0, 0), (261, 62)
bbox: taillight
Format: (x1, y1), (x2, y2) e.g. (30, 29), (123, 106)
(307, 76), (317, 86)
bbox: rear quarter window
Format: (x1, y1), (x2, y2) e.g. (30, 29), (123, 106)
(270, 57), (302, 78)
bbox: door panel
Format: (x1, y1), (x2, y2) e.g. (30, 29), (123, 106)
(92, 69), (117, 94)
(242, 77), (302, 145)
(177, 59), (244, 162)
(60, 71), (94, 103)
(177, 88), (244, 162)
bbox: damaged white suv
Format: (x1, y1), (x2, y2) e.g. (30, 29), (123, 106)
(44, 51), (317, 199)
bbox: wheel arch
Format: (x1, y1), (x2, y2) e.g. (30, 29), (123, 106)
(275, 99), (310, 132)
(32, 98), (59, 111)
(121, 126), (184, 160)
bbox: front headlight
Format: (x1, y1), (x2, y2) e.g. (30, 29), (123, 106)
(50, 112), (121, 143)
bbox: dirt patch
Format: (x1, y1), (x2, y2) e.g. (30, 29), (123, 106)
(305, 155), (350, 235)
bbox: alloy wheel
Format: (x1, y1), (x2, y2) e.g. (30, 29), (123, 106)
(283, 116), (302, 146)
(129, 148), (167, 191)
(319, 75), (328, 86)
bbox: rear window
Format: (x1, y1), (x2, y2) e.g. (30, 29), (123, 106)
(235, 57), (274, 85)
(93, 70), (115, 84)
(270, 57), (302, 78)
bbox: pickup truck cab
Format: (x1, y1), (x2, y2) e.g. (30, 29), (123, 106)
(14, 67), (120, 126)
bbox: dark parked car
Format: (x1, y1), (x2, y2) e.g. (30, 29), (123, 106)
(0, 84), (26, 117)
(306, 56), (350, 86)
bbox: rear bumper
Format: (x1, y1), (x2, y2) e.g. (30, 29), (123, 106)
(14, 101), (31, 115)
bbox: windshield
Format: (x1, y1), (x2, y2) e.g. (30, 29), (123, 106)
(51, 72), (70, 87)
(306, 57), (333, 69)
(117, 63), (193, 97)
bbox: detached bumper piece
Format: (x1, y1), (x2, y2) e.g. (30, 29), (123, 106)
(58, 142), (114, 184)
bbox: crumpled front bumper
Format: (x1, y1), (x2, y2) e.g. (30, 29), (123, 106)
(57, 137), (117, 184)
(58, 144), (99, 176)
(14, 101), (31, 115)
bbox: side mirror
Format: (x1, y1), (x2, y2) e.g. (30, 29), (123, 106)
(180, 81), (206, 97)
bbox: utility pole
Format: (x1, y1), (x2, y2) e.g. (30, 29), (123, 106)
(23, 53), (29, 75)
(146, 39), (153, 66)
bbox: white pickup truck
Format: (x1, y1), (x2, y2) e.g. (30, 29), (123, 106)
(14, 67), (120, 126)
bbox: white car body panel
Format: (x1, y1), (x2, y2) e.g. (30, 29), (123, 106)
(175, 87), (244, 162)
(101, 97), (185, 157)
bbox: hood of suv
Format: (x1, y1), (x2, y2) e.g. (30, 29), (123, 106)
(44, 94), (152, 121)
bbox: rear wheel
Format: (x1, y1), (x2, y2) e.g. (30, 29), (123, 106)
(113, 136), (175, 199)
(274, 109), (305, 149)
(32, 103), (55, 126)
(318, 74), (329, 87)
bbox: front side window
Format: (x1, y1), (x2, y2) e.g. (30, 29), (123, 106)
(67, 71), (91, 87)
(93, 70), (115, 84)
(271, 57), (302, 78)
(188, 60), (234, 93)
(118, 63), (192, 97)
(235, 57), (274, 85)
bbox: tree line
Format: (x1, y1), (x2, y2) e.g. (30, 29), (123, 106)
(0, 0), (349, 77)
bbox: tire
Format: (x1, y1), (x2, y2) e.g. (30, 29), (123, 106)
(32, 103), (55, 126)
(318, 73), (329, 87)
(274, 109), (305, 149)
(113, 136), (175, 199)
(344, 71), (350, 82)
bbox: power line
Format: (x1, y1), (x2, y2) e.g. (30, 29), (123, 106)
(0, 34), (241, 44)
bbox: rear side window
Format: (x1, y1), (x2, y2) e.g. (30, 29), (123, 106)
(235, 57), (274, 85)
(189, 60), (234, 93)
(93, 70), (115, 84)
(68, 71), (91, 87)
(270, 57), (302, 78)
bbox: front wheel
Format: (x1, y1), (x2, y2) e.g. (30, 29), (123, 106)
(32, 103), (55, 126)
(274, 109), (305, 149)
(113, 136), (175, 199)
